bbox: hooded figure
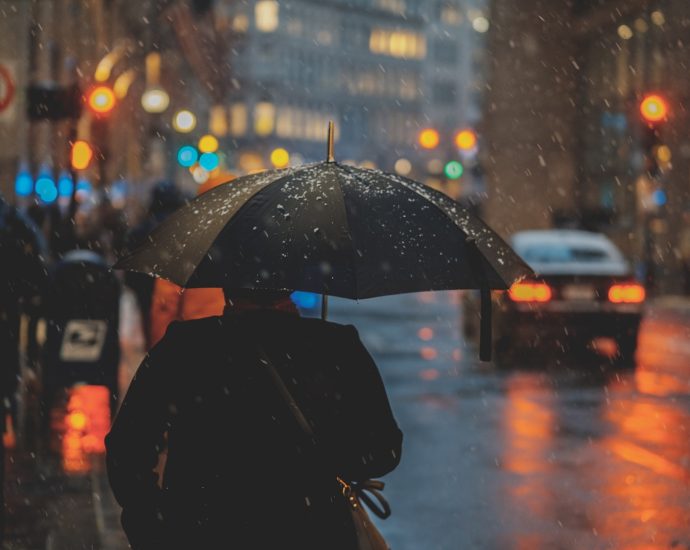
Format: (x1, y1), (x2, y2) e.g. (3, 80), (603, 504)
(106, 290), (402, 549)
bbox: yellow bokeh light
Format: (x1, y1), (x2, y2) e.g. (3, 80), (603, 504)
(198, 134), (219, 153)
(418, 128), (440, 149)
(455, 129), (477, 150)
(270, 148), (290, 168)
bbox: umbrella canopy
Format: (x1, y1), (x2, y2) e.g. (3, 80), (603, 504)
(115, 162), (532, 298)
(115, 160), (533, 361)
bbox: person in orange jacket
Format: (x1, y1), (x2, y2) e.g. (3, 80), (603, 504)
(148, 173), (235, 347)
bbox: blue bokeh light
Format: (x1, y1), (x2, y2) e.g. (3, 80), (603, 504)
(177, 146), (198, 167)
(199, 152), (219, 171)
(15, 170), (33, 196)
(291, 291), (319, 310)
(652, 189), (667, 207)
(58, 171), (74, 197)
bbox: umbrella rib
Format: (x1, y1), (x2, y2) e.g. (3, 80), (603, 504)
(183, 167), (317, 287)
(332, 164), (360, 298)
(353, 168), (508, 288)
(392, 174), (529, 287)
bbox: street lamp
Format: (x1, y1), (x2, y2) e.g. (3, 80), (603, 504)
(173, 110), (197, 133)
(87, 86), (116, 115)
(141, 52), (170, 114)
(141, 87), (170, 114)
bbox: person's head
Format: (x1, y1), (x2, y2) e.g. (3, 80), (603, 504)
(149, 181), (185, 220)
(223, 288), (296, 312)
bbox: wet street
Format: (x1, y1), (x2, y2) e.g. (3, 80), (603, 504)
(6, 291), (690, 549)
(329, 292), (690, 550)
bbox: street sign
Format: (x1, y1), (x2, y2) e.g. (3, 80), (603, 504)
(60, 319), (108, 362)
(0, 63), (16, 112)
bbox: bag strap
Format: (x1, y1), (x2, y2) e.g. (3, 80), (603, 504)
(256, 345), (391, 520)
(256, 347), (314, 437)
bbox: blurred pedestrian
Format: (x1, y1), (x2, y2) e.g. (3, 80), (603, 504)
(123, 182), (186, 348)
(0, 196), (47, 544)
(148, 175), (235, 346)
(106, 289), (402, 549)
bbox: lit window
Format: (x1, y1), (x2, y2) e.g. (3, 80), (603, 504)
(255, 0), (279, 33)
(369, 28), (426, 59)
(232, 14), (249, 32)
(230, 103), (248, 137)
(254, 102), (275, 136)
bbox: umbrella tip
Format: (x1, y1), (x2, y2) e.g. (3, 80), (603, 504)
(326, 121), (335, 163)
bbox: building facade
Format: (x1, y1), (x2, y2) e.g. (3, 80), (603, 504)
(483, 0), (690, 292)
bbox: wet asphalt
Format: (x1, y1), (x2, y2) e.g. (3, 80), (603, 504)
(328, 291), (690, 550)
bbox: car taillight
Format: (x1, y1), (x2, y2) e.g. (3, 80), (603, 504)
(608, 283), (645, 303)
(508, 282), (552, 302)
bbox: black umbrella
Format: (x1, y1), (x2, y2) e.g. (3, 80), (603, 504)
(115, 126), (533, 360)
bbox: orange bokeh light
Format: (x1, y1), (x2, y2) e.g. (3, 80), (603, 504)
(71, 140), (93, 170)
(87, 85), (116, 115)
(418, 128), (440, 149)
(640, 94), (668, 123)
(455, 129), (477, 150)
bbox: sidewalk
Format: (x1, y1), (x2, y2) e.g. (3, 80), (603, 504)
(3, 291), (144, 550)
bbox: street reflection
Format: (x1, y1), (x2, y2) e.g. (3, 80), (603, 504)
(51, 385), (111, 475)
(592, 365), (690, 547)
(500, 371), (557, 547)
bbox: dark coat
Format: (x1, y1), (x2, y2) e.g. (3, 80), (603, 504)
(106, 310), (403, 549)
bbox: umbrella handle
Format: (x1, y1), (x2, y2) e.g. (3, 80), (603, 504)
(321, 294), (329, 320)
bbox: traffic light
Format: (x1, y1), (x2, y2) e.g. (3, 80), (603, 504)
(71, 140), (94, 170)
(418, 128), (440, 149)
(640, 94), (668, 124)
(639, 93), (669, 177)
(444, 161), (464, 179)
(86, 86), (116, 116)
(455, 129), (477, 151)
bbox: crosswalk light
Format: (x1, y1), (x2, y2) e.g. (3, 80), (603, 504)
(87, 86), (116, 115)
(71, 141), (94, 170)
(640, 94), (668, 123)
(418, 128), (440, 149)
(444, 160), (464, 179)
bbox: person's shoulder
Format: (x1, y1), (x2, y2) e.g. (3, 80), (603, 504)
(162, 315), (226, 341)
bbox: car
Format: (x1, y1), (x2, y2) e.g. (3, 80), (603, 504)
(463, 229), (645, 365)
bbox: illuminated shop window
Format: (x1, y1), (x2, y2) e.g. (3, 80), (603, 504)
(255, 0), (279, 32)
(230, 103), (248, 136)
(254, 102), (275, 136)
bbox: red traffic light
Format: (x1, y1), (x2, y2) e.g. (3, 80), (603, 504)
(640, 94), (668, 123)
(86, 86), (116, 115)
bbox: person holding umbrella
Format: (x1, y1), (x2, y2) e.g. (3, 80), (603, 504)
(107, 124), (532, 549)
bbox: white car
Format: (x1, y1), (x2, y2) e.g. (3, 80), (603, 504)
(463, 230), (645, 364)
